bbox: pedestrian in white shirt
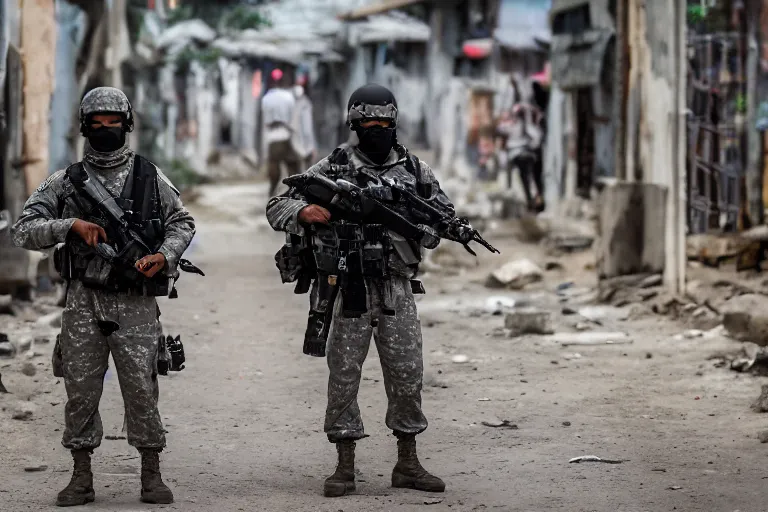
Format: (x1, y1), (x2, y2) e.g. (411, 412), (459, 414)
(262, 68), (301, 195)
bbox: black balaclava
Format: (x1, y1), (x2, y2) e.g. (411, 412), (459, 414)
(348, 84), (397, 165)
(86, 124), (126, 153)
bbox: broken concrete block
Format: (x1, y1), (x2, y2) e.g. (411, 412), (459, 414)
(596, 182), (668, 279)
(486, 259), (543, 290)
(752, 384), (768, 413)
(721, 294), (768, 346)
(504, 309), (554, 336)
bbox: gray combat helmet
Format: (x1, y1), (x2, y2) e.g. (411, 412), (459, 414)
(346, 83), (398, 129)
(79, 87), (134, 134)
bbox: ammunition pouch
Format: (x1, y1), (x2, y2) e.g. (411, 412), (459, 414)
(158, 335), (185, 375)
(56, 243), (171, 296)
(275, 233), (315, 294)
(312, 223), (390, 319)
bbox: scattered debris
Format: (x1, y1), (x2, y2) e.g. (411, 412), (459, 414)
(0, 295), (12, 315)
(548, 234), (594, 253)
(21, 362), (37, 377)
(452, 355), (469, 364)
(477, 398), (491, 402)
(562, 421), (571, 427)
(36, 310), (62, 329)
(568, 455), (626, 464)
(683, 329), (704, 339)
(24, 465), (48, 472)
(504, 309), (554, 336)
(486, 259), (543, 290)
(578, 306), (630, 323)
(562, 353), (582, 360)
(639, 274), (663, 288)
(545, 261), (564, 271)
(758, 430), (768, 443)
(424, 498), (444, 505)
(0, 339), (15, 357)
(575, 322), (591, 331)
(11, 401), (36, 421)
(481, 420), (518, 429)
(667, 485), (682, 491)
(105, 435), (127, 441)
(547, 332), (631, 347)
(484, 296), (516, 315)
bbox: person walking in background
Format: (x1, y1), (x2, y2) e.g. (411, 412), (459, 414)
(291, 75), (318, 170)
(262, 68), (301, 196)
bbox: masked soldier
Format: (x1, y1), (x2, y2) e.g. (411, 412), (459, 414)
(266, 84), (452, 497)
(11, 87), (195, 506)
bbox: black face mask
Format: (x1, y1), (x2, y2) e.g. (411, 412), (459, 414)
(356, 126), (395, 165)
(87, 126), (125, 153)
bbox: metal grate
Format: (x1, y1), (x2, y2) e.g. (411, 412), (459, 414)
(686, 32), (746, 234)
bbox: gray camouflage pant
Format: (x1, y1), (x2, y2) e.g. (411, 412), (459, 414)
(60, 280), (165, 451)
(325, 276), (427, 442)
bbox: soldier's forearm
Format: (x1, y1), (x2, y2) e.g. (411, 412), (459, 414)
(157, 217), (195, 271)
(266, 197), (308, 235)
(11, 217), (76, 250)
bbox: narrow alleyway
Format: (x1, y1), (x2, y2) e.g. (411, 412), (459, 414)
(2, 183), (768, 512)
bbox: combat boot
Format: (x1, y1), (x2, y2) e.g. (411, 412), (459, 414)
(391, 434), (445, 492)
(139, 449), (174, 504)
(324, 440), (356, 497)
(56, 449), (95, 507)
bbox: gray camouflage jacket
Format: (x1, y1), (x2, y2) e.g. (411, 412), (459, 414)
(266, 144), (455, 277)
(11, 154), (196, 275)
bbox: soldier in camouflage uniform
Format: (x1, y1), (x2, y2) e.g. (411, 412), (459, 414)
(266, 84), (449, 497)
(11, 87), (195, 507)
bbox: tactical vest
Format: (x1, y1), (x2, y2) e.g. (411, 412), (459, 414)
(55, 155), (169, 296)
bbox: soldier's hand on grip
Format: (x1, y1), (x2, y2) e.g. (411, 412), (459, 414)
(70, 219), (107, 248)
(135, 253), (166, 278)
(299, 204), (331, 225)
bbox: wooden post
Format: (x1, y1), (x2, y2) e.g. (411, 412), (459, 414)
(614, 0), (629, 180)
(19, 0), (56, 196)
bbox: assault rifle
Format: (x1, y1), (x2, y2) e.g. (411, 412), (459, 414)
(283, 172), (500, 256)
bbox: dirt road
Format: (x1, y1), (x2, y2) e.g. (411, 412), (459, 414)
(2, 182), (768, 512)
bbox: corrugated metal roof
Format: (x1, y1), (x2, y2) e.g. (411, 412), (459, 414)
(347, 11), (431, 44)
(339, 0), (426, 20)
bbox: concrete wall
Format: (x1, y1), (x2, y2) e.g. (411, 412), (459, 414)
(49, 1), (86, 175)
(623, 0), (686, 292)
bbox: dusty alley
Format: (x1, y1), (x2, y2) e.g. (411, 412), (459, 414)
(2, 183), (768, 512)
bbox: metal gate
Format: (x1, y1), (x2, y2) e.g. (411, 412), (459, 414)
(686, 32), (746, 234)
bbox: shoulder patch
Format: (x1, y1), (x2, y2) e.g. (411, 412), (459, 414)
(155, 167), (181, 196)
(34, 170), (64, 194)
